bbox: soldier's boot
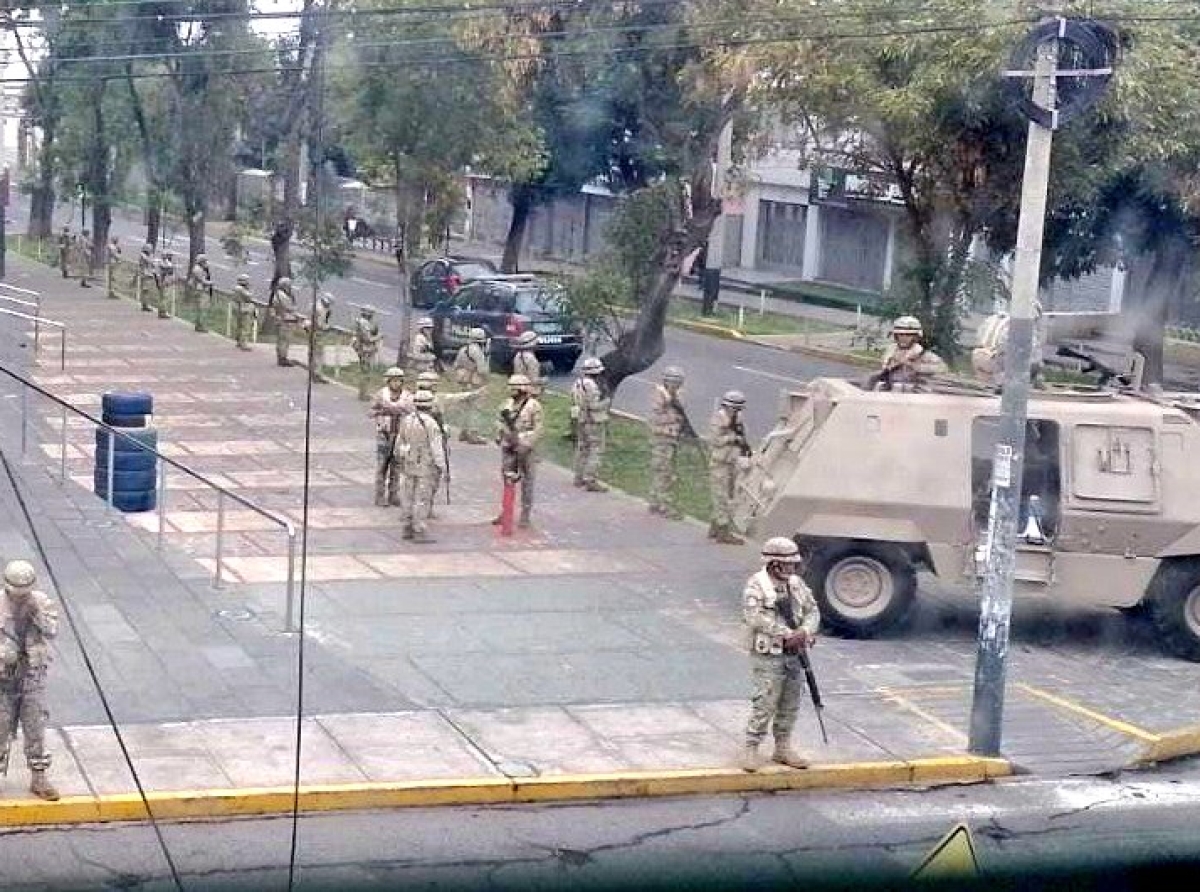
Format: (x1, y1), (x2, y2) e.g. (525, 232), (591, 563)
(771, 737), (810, 769)
(739, 739), (761, 772)
(648, 502), (663, 515)
(583, 480), (608, 493)
(411, 529), (436, 544)
(715, 527), (746, 546)
(707, 522), (720, 540)
(30, 770), (59, 801)
(661, 507), (683, 520)
(518, 506), (532, 528)
(401, 525), (414, 541)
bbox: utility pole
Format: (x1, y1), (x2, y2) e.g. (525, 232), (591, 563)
(968, 12), (1114, 756)
(700, 120), (732, 317)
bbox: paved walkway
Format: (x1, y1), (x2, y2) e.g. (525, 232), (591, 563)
(0, 255), (1197, 811)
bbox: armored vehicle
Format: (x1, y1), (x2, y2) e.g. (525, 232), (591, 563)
(734, 378), (1200, 661)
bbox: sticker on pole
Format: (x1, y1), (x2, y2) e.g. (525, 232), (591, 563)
(912, 822), (980, 880)
(993, 444), (1013, 489)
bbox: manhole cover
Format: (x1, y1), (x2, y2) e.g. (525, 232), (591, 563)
(215, 607), (256, 622)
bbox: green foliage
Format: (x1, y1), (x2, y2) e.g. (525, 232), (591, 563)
(220, 223), (252, 268)
(295, 217), (353, 290)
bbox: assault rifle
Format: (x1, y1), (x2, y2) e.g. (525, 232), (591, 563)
(430, 410), (451, 505)
(731, 417), (753, 458)
(796, 646), (829, 745)
(667, 391), (709, 462)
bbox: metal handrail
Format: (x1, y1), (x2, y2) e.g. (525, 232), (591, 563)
(0, 306), (65, 371)
(0, 363), (299, 632)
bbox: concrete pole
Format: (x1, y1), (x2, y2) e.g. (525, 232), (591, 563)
(968, 32), (1058, 757)
(700, 121), (733, 316)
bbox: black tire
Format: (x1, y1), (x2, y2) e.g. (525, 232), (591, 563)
(94, 426), (158, 453)
(94, 449), (157, 473)
(804, 541), (917, 637)
(552, 355), (578, 375)
(489, 350), (514, 374)
(1146, 560), (1200, 662)
(111, 488), (157, 513)
(102, 412), (148, 428)
(94, 468), (157, 494)
(102, 391), (153, 416)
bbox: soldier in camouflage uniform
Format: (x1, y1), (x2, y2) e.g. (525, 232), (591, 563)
(649, 366), (688, 518)
(740, 537), (821, 772)
(370, 367), (413, 506)
(415, 369), (486, 514)
(57, 226), (72, 279)
(351, 305), (383, 401)
(105, 235), (122, 299)
(189, 253), (214, 332)
(137, 242), (156, 311)
(232, 273), (256, 351)
(410, 317), (438, 375)
(0, 560), (60, 801)
(77, 230), (93, 288)
(493, 373), (543, 528)
(306, 293), (334, 383)
(571, 357), (610, 492)
(874, 315), (946, 393)
(154, 250), (176, 318)
(272, 277), (299, 367)
(511, 330), (542, 390)
(709, 390), (751, 545)
(452, 327), (490, 444)
(395, 389), (445, 543)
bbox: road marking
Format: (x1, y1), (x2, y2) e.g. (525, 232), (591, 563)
(731, 365), (807, 385)
(350, 276), (389, 289)
(1016, 684), (1159, 743)
(876, 687), (968, 745)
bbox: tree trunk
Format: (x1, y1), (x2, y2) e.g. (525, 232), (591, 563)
(185, 200), (206, 268)
(87, 87), (111, 269)
(1126, 242), (1190, 387)
(502, 184), (536, 273)
(273, 133), (302, 282)
(145, 196), (161, 249)
(27, 124), (56, 239)
(394, 168), (412, 364)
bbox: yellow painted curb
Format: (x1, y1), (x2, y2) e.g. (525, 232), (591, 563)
(0, 757), (1008, 827)
(1140, 724), (1200, 765)
(670, 318), (747, 341)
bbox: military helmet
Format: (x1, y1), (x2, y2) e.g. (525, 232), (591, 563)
(516, 330), (539, 348)
(236, 273), (250, 285)
(196, 253), (208, 263)
(163, 250), (174, 258)
(277, 276), (292, 290)
(721, 390), (747, 408)
(662, 366), (685, 383)
(417, 316), (434, 329)
(761, 536), (800, 563)
(416, 371), (439, 388)
(142, 241), (153, 252)
(413, 389), (435, 408)
(892, 315), (923, 337)
(508, 373), (532, 388)
(319, 292), (334, 306)
(581, 356), (604, 375)
(469, 327), (487, 343)
(361, 304), (376, 316)
(383, 366), (405, 380)
(3, 560), (36, 588)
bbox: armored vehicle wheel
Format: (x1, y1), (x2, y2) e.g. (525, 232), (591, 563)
(1147, 561), (1200, 662)
(806, 543), (916, 637)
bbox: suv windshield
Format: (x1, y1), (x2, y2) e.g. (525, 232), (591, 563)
(513, 285), (565, 315)
(455, 262), (494, 280)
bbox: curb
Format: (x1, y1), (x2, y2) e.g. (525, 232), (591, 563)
(0, 756), (1009, 827)
(743, 336), (880, 369)
(1143, 724), (1200, 764)
(670, 318), (747, 341)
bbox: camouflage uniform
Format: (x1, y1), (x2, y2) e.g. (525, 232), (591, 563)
(649, 369), (687, 517)
(741, 539), (820, 772)
(394, 392), (446, 542)
(571, 358), (610, 492)
(876, 316), (946, 393)
(495, 378), (544, 527)
(136, 244), (156, 311)
(232, 275), (256, 351)
(512, 338), (542, 391)
(370, 371), (413, 506)
(189, 255), (213, 331)
(154, 252), (175, 318)
(0, 561), (60, 800)
(410, 319), (438, 375)
(77, 231), (93, 288)
(272, 278), (298, 367)
(307, 294), (334, 382)
(709, 392), (749, 545)
(351, 307), (383, 401)
(57, 227), (71, 279)
(452, 329), (490, 443)
(105, 237), (121, 298)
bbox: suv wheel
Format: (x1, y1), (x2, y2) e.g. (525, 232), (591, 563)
(1146, 560), (1200, 662)
(552, 355), (578, 375)
(805, 542), (916, 638)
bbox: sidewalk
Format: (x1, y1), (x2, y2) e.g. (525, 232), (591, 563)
(0, 254), (1197, 823)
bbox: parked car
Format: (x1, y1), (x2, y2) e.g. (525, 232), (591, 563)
(410, 256), (498, 309)
(431, 274), (583, 374)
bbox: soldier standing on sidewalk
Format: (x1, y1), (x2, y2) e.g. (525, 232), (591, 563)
(272, 277), (298, 367)
(154, 250), (175, 318)
(189, 253), (214, 332)
(57, 226), (72, 279)
(452, 327), (490, 444)
(232, 274), (255, 351)
(410, 317), (438, 375)
(649, 366), (688, 518)
(77, 230), (93, 288)
(709, 390), (750, 545)
(511, 330), (542, 390)
(306, 293), (334, 383)
(740, 537), (820, 773)
(371, 367), (413, 506)
(395, 390), (446, 543)
(137, 242), (155, 311)
(105, 235), (122, 298)
(351, 305), (382, 401)
(571, 357), (610, 492)
(0, 561), (60, 801)
(493, 374), (543, 529)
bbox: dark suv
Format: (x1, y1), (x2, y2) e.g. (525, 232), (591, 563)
(431, 275), (583, 373)
(411, 256), (498, 309)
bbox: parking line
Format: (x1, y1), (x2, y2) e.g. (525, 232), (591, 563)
(1016, 684), (1159, 743)
(732, 365), (808, 385)
(876, 687), (968, 745)
(350, 276), (389, 289)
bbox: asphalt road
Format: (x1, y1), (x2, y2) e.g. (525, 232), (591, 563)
(3, 763), (1199, 890)
(7, 204), (859, 438)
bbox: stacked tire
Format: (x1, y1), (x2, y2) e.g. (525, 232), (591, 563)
(94, 392), (158, 513)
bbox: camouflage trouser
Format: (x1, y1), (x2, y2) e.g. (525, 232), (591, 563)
(156, 284), (171, 318)
(649, 436), (679, 511)
(411, 356), (436, 376)
(502, 448), (536, 511)
(400, 471), (435, 533)
(276, 321), (293, 365)
(460, 388), (484, 439)
(0, 679), (51, 772)
(355, 355), (374, 400)
(709, 460), (738, 530)
(310, 335), (326, 381)
(746, 653), (804, 745)
(429, 465), (443, 515)
(375, 433), (400, 505)
(106, 265), (117, 298)
(573, 423), (605, 485)
(193, 287), (211, 332)
(59, 250), (69, 278)
(234, 308), (254, 350)
(138, 274), (152, 310)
